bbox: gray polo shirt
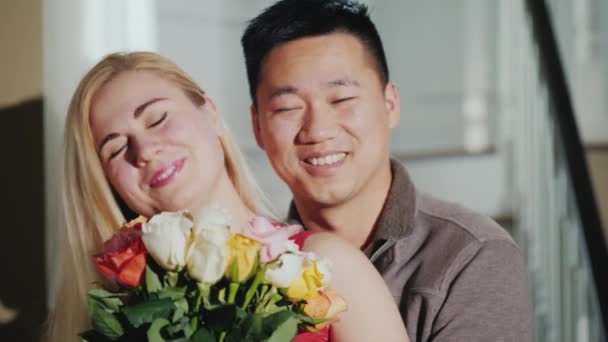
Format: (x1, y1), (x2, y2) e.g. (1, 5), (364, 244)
(288, 159), (533, 341)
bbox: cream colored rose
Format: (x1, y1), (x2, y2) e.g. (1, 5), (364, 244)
(186, 222), (230, 283)
(142, 212), (193, 271)
(314, 257), (332, 286)
(279, 240), (332, 285)
(264, 253), (306, 288)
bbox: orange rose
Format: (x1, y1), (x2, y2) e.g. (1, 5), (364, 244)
(94, 217), (148, 288)
(303, 288), (348, 329)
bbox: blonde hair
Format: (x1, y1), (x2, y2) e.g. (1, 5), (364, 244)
(46, 52), (274, 341)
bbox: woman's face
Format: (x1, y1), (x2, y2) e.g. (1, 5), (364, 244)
(89, 70), (226, 217)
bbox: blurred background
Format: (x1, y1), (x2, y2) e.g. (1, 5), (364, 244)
(1, 0), (607, 340)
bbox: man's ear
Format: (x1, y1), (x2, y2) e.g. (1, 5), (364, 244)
(251, 104), (265, 150)
(384, 81), (401, 129)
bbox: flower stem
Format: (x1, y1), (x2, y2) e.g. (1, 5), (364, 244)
(195, 282), (210, 311)
(255, 287), (277, 313)
(242, 267), (267, 309)
(264, 293), (283, 311)
(228, 282), (239, 304)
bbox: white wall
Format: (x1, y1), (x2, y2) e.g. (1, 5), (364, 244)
(156, 0), (506, 216)
(548, 0), (608, 144)
(43, 0), (157, 309)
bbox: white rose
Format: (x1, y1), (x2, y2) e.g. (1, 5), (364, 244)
(142, 212), (193, 271)
(284, 240), (302, 254)
(186, 223), (230, 283)
(265, 240), (333, 288)
(264, 253), (306, 288)
(315, 257), (332, 287)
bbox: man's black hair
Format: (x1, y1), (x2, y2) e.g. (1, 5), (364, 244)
(241, 0), (389, 107)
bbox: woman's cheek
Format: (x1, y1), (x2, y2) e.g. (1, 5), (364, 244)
(109, 163), (136, 195)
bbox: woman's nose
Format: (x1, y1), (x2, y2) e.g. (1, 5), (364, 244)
(131, 136), (162, 166)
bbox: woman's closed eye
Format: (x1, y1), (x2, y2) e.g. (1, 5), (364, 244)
(109, 144), (127, 160)
(147, 112), (167, 128)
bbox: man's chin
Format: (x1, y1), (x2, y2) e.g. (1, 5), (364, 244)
(296, 186), (354, 209)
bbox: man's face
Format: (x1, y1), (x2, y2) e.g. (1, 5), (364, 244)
(252, 32), (400, 208)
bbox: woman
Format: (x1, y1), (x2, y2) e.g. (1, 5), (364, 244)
(46, 52), (408, 341)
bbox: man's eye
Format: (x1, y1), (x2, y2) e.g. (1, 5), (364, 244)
(148, 112), (167, 128)
(274, 107), (300, 114)
(332, 97), (356, 104)
(109, 145), (127, 160)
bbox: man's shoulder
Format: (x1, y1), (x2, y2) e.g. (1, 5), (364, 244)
(383, 191), (522, 293)
(414, 191), (515, 246)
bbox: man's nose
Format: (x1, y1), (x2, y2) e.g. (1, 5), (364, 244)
(296, 102), (338, 144)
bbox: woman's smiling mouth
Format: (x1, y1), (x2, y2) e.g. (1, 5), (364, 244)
(149, 158), (185, 188)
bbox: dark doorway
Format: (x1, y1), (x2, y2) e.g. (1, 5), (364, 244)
(0, 97), (46, 341)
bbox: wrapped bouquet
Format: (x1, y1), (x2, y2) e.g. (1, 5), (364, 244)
(80, 207), (347, 341)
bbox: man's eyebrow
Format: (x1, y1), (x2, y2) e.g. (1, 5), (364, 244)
(268, 86), (298, 101)
(327, 78), (361, 87)
(98, 97), (167, 152)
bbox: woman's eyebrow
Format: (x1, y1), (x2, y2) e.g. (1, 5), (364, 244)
(98, 97), (168, 152)
(133, 97), (167, 118)
(98, 133), (120, 152)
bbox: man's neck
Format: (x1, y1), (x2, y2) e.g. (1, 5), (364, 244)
(294, 162), (393, 248)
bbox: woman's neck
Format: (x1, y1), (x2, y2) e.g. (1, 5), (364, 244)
(198, 170), (257, 231)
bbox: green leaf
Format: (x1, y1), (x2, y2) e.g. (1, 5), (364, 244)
(262, 311), (298, 342)
(88, 288), (121, 298)
(297, 315), (328, 326)
(185, 317), (198, 338)
(172, 298), (189, 322)
(88, 298), (124, 339)
(159, 286), (187, 301)
(165, 318), (185, 336)
(122, 298), (174, 328)
(146, 265), (163, 293)
(164, 271), (179, 287)
(88, 288), (125, 312)
(191, 327), (216, 342)
(224, 314), (262, 342)
(147, 318), (170, 342)
(205, 304), (246, 333)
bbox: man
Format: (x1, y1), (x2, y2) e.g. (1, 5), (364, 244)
(241, 0), (533, 340)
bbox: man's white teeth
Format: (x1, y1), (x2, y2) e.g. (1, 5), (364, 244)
(308, 153), (346, 166)
(157, 165), (176, 182)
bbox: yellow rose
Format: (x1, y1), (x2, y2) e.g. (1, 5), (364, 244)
(286, 260), (326, 301)
(225, 234), (261, 282)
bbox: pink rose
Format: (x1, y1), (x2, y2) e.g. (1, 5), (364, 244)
(243, 216), (303, 263)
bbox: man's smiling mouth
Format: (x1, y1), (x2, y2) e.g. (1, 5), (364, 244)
(303, 152), (347, 166)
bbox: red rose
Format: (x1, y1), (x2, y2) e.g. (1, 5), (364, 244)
(292, 327), (330, 342)
(94, 218), (148, 288)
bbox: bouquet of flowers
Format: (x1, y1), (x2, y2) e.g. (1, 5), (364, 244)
(80, 207), (347, 342)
